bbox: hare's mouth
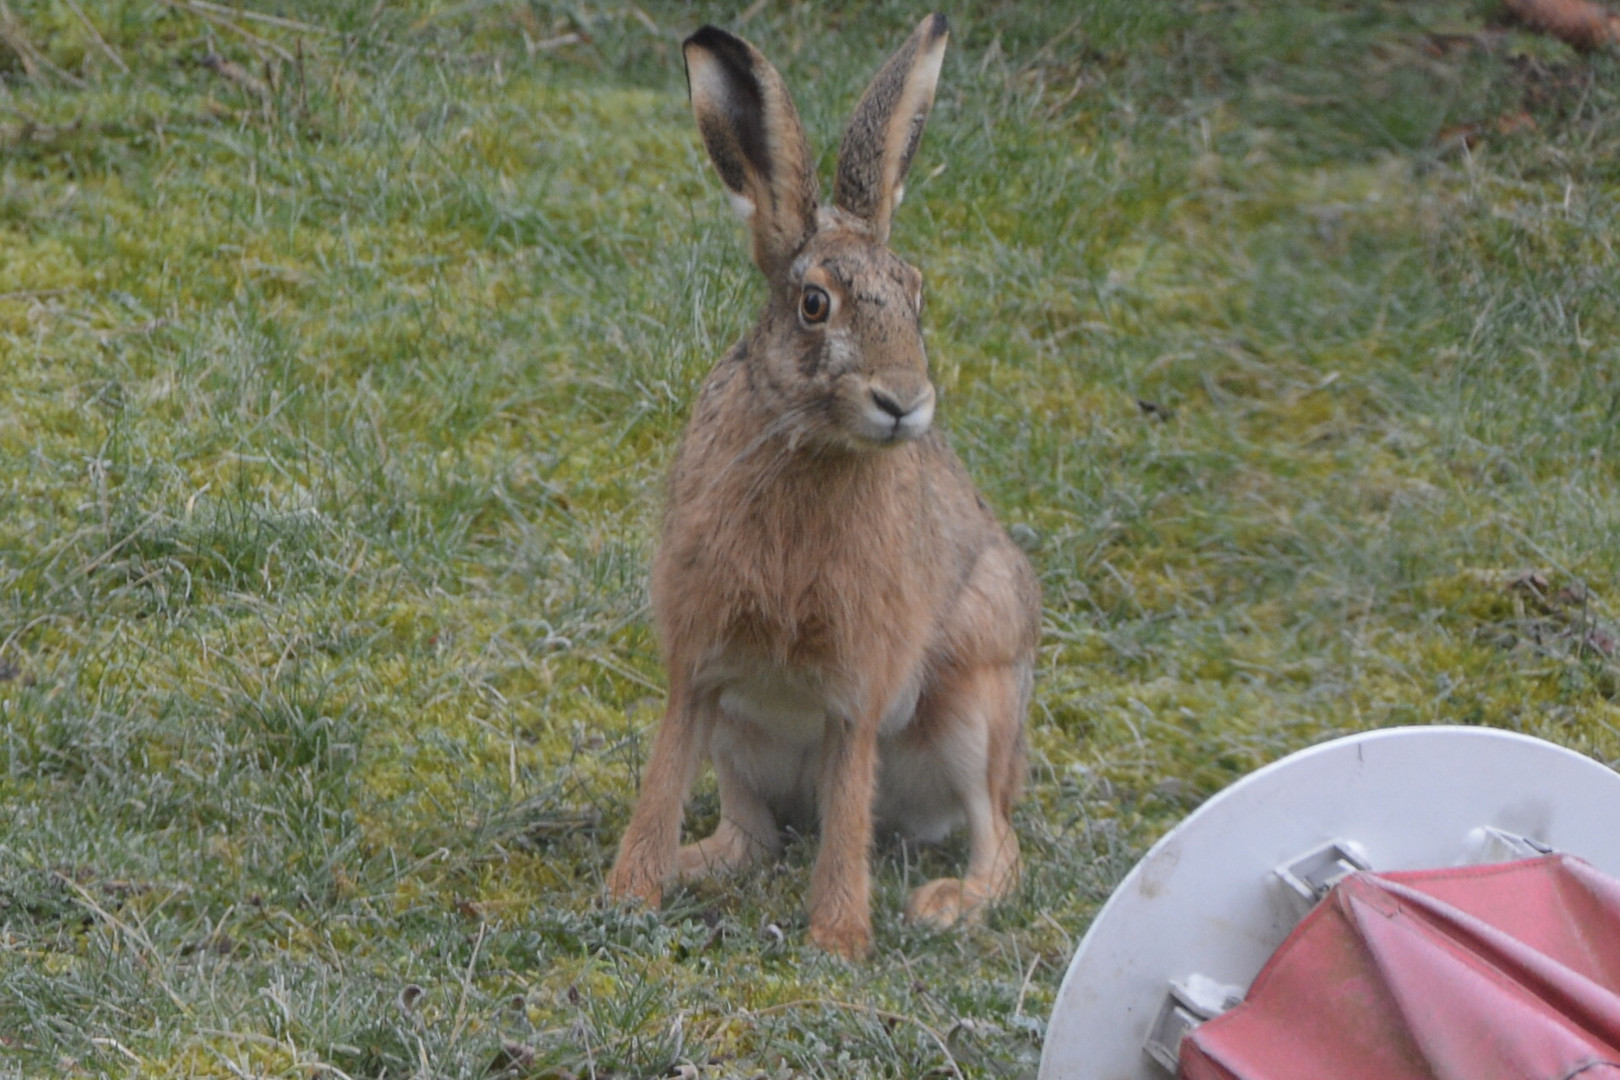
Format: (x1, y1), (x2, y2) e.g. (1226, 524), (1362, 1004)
(851, 383), (935, 445)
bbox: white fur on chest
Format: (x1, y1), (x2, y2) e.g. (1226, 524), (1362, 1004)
(697, 650), (922, 739)
(715, 664), (829, 742)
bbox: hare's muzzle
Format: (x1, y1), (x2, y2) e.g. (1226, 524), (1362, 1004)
(860, 379), (935, 444)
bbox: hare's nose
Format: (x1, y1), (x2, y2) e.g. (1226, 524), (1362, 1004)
(865, 382), (935, 444)
(870, 388), (907, 418)
(870, 385), (930, 419)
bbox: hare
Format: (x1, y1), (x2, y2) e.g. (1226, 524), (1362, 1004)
(607, 13), (1041, 960)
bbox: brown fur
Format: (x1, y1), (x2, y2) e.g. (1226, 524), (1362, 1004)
(607, 14), (1041, 960)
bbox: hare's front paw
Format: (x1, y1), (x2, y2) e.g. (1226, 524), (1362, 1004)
(675, 820), (770, 882)
(606, 858), (664, 909)
(675, 841), (719, 881)
(904, 878), (989, 929)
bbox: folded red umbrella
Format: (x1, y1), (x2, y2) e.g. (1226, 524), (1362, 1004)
(1182, 855), (1620, 1080)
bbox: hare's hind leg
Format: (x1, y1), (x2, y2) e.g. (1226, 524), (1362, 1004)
(675, 743), (781, 882)
(902, 662), (1029, 929)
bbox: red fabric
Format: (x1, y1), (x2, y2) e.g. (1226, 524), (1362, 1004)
(1181, 856), (1620, 1080)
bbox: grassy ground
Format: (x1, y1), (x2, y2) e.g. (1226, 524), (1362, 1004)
(3, 1), (1619, 1076)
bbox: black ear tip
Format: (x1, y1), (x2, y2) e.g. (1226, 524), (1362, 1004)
(923, 12), (949, 40)
(684, 25), (760, 81)
(684, 25), (732, 51)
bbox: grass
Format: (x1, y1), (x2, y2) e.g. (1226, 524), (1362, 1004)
(3, 0), (1619, 1076)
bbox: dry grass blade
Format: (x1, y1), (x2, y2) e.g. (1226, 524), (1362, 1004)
(626, 5), (659, 35)
(0, 1), (87, 87)
(156, 0), (296, 62)
(182, 0), (332, 36)
(201, 52), (270, 103)
(411, 0), (504, 30)
(521, 31), (582, 56)
(60, 0), (128, 73)
(0, 288), (72, 301)
(449, 921), (488, 1044)
(743, 999), (964, 1080)
(52, 872), (193, 1017)
(88, 1037), (142, 1064)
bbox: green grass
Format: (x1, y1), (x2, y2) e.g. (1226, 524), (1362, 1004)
(3, 1), (1619, 1076)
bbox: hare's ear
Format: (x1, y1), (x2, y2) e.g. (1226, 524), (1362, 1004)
(683, 26), (819, 279)
(834, 14), (949, 243)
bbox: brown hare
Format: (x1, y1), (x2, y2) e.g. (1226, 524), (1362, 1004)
(607, 13), (1041, 960)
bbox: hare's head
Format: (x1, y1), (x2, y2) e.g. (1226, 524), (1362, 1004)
(683, 16), (949, 452)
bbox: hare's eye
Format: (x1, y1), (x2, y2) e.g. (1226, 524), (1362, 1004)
(800, 286), (831, 325)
